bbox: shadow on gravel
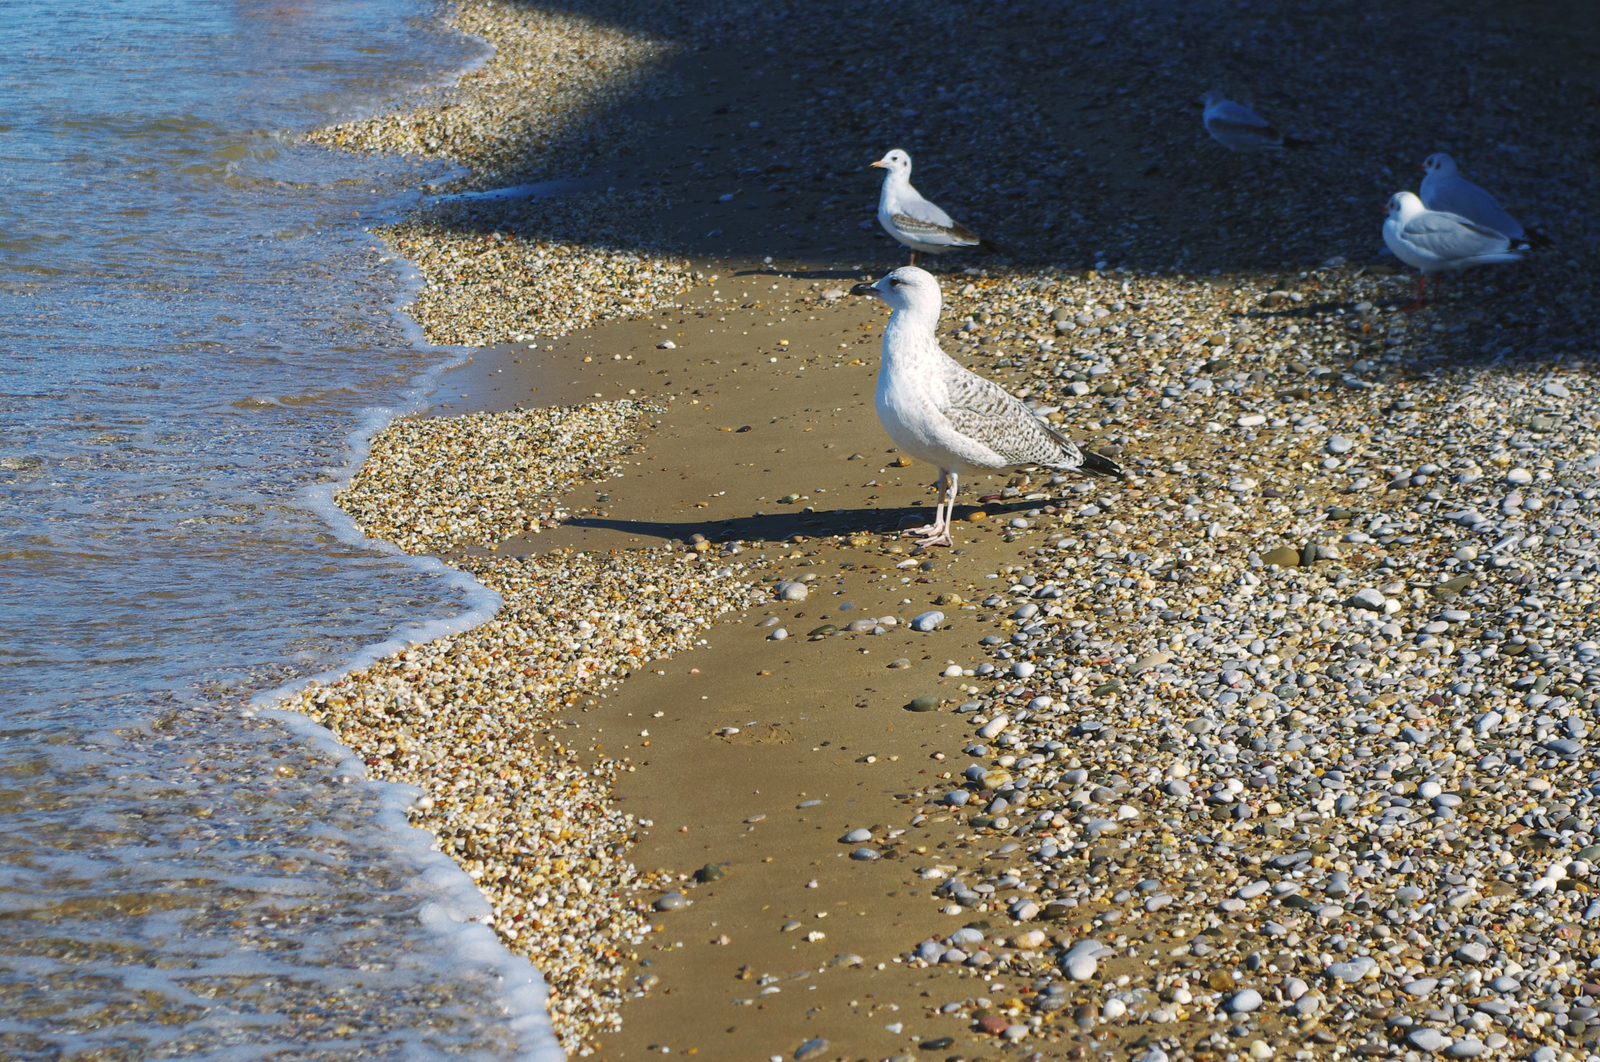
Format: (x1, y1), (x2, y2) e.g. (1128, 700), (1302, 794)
(401, 0), (1598, 362)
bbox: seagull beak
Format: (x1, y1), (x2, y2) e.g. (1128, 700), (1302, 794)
(1415, 164), (1426, 172)
(871, 160), (887, 168)
(849, 282), (881, 298)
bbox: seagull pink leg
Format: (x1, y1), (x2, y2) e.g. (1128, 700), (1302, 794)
(906, 470), (956, 547)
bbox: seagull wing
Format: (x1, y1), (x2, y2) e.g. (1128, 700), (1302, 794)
(1423, 176), (1524, 240)
(940, 367), (1084, 469)
(1207, 99), (1272, 129)
(892, 184), (958, 228)
(890, 211), (981, 247)
(1401, 210), (1512, 260)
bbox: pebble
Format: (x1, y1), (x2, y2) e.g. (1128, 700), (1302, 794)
(1327, 435), (1354, 454)
(1326, 957), (1376, 983)
(1226, 988), (1263, 1013)
(1346, 587), (1387, 611)
(910, 610), (945, 632)
(840, 828), (873, 843)
(794, 1038), (828, 1061)
(850, 848), (880, 861)
(1446, 1039), (1486, 1058)
(1061, 940), (1108, 982)
(977, 715), (1010, 740)
(654, 892), (686, 912)
(1408, 1028), (1445, 1052)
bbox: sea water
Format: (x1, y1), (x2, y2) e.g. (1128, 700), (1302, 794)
(0, 1), (560, 1057)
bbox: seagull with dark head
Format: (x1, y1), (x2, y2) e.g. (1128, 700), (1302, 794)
(1419, 153), (1542, 246)
(849, 266), (1122, 547)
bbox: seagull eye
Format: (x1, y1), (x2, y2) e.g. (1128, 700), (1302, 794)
(888, 278), (902, 287)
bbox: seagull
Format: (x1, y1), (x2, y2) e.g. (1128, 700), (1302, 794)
(1381, 191), (1522, 310)
(1419, 153), (1539, 245)
(871, 149), (1005, 265)
(1200, 90), (1312, 155)
(849, 266), (1122, 547)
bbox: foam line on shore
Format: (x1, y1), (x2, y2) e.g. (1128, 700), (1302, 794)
(247, 234), (563, 1061)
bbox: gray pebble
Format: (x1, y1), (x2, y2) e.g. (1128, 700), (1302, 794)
(1326, 956), (1376, 983)
(1409, 1027), (1445, 1052)
(840, 828), (872, 843)
(654, 892), (686, 912)
(1226, 988), (1263, 1013)
(1347, 587), (1387, 611)
(795, 1038), (828, 1061)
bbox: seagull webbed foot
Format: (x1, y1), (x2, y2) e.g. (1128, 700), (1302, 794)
(905, 519), (954, 547)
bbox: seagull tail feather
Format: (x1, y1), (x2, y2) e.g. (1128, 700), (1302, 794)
(978, 236), (1012, 257)
(1076, 449), (1124, 479)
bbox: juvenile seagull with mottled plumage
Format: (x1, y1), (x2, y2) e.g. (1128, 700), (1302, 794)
(872, 149), (1006, 265)
(850, 266), (1122, 547)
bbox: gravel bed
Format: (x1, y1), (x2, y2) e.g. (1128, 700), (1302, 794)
(337, 400), (654, 554)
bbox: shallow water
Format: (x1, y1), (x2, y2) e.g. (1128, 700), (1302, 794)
(0, 1), (560, 1057)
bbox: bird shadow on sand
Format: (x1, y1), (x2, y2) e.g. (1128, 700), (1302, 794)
(557, 496), (1058, 548)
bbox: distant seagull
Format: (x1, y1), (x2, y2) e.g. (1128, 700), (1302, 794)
(871, 149), (1005, 265)
(1420, 153), (1540, 245)
(1382, 191), (1522, 310)
(1200, 90), (1313, 155)
(849, 266), (1121, 547)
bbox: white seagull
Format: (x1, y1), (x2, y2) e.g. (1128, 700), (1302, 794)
(1381, 191), (1522, 310)
(871, 149), (1004, 265)
(1200, 90), (1311, 155)
(1419, 153), (1532, 244)
(849, 266), (1122, 547)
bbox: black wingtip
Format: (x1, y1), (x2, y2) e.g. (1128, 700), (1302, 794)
(1079, 449), (1125, 479)
(1521, 231), (1553, 249)
(978, 237), (1012, 256)
(1282, 136), (1318, 150)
